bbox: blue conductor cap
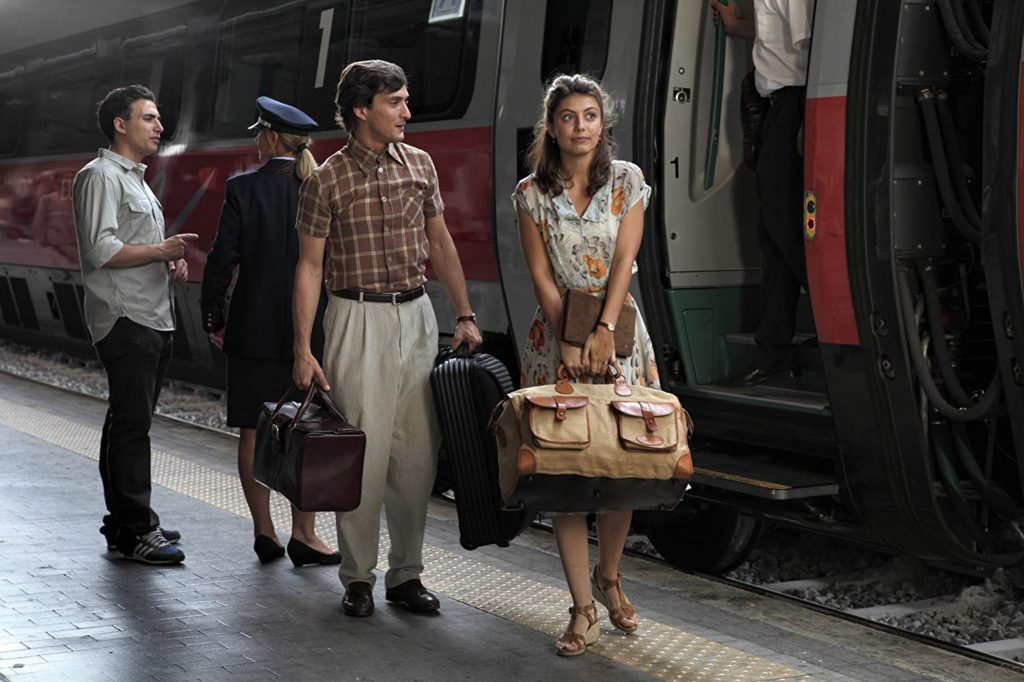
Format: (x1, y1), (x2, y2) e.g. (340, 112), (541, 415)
(248, 96), (318, 136)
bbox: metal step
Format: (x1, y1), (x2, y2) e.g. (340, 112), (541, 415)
(692, 451), (840, 500)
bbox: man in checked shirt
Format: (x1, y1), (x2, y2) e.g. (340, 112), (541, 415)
(292, 60), (482, 617)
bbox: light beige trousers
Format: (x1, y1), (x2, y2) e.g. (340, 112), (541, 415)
(322, 293), (440, 588)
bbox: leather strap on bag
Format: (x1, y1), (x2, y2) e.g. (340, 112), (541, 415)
(271, 384), (350, 429)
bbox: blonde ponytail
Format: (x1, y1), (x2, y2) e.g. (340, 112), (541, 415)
(278, 132), (317, 181)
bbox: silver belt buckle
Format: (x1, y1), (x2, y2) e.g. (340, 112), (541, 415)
(391, 292), (400, 305)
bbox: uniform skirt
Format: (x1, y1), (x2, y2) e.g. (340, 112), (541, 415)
(225, 356), (294, 428)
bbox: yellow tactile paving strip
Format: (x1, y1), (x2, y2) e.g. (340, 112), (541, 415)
(0, 396), (808, 681)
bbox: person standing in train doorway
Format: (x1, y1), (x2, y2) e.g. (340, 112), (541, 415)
(201, 97), (340, 568)
(71, 85), (198, 565)
(713, 0), (816, 385)
(292, 60), (482, 617)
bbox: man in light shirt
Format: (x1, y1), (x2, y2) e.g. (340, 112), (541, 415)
(72, 84), (197, 564)
(714, 0), (815, 385)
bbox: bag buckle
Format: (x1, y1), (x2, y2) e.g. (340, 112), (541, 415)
(271, 422), (280, 444)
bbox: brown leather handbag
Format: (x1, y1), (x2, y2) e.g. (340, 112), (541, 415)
(490, 367), (692, 513)
(254, 385), (365, 512)
(560, 290), (636, 358)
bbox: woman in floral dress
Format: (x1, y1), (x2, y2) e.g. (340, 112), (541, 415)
(513, 74), (658, 656)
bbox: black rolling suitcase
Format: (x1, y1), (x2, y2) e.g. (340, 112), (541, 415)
(431, 346), (532, 549)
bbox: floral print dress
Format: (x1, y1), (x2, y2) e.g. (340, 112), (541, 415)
(513, 160), (660, 389)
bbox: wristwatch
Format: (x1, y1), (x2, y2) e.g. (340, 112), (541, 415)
(596, 320), (616, 332)
(456, 313), (477, 323)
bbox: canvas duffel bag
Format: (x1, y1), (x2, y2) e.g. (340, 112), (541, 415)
(490, 368), (692, 513)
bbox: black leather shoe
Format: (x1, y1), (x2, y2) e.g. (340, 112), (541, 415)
(254, 535), (285, 564)
(728, 367), (799, 387)
(385, 579), (440, 613)
(287, 538), (342, 567)
(343, 582), (374, 617)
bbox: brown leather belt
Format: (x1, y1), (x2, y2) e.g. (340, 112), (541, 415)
(331, 285), (426, 305)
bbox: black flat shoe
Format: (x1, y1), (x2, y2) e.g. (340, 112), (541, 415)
(287, 538), (341, 567)
(254, 535), (285, 564)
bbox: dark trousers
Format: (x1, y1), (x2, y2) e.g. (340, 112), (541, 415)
(95, 318), (173, 547)
(754, 86), (808, 372)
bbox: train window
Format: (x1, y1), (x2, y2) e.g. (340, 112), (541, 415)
(0, 64), (24, 157)
(341, 0), (480, 121)
(213, 0), (305, 137)
(120, 26), (186, 141)
(25, 38), (109, 155)
(540, 0), (612, 82)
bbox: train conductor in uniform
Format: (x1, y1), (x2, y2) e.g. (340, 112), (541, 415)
(201, 97), (338, 567)
(292, 59), (482, 617)
(71, 84), (198, 565)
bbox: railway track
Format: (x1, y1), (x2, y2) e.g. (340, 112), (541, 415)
(2, 337), (1023, 673)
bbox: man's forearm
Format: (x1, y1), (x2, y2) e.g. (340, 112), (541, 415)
(104, 242), (165, 268)
(293, 262), (322, 357)
(430, 238), (473, 317)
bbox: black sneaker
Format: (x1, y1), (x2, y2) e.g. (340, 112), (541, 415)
(105, 527), (180, 551)
(119, 530), (185, 565)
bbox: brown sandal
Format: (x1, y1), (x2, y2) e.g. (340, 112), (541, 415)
(554, 601), (599, 656)
(591, 564), (639, 633)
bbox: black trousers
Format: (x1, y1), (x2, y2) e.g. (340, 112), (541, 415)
(754, 86), (808, 372)
(95, 318), (173, 547)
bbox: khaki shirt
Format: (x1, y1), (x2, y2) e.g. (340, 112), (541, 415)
(296, 138), (444, 292)
(72, 148), (173, 343)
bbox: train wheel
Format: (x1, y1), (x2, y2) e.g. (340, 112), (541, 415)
(636, 503), (762, 574)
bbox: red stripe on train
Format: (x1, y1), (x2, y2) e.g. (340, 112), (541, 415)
(805, 95), (860, 346)
(0, 126), (498, 282)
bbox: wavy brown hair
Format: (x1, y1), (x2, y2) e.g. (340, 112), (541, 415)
(526, 74), (617, 198)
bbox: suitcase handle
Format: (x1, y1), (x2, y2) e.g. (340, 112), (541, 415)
(271, 384), (351, 429)
(435, 344), (473, 365)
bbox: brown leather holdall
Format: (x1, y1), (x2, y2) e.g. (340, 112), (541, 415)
(490, 368), (692, 513)
(254, 384), (365, 512)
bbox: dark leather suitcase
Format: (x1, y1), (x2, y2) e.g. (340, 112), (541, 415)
(254, 385), (365, 512)
(431, 346), (532, 549)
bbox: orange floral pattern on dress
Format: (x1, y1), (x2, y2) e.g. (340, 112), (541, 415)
(537, 218), (550, 244)
(528, 318), (546, 350)
(514, 160), (657, 390)
(583, 255), (607, 280)
(611, 186), (626, 216)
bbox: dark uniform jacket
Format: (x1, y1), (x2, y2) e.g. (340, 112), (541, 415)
(201, 158), (326, 359)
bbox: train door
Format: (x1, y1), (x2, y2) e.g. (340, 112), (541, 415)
(492, 0), (645, 374)
(637, 0), (833, 447)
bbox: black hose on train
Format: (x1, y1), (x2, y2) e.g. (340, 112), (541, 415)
(934, 91), (983, 231)
(937, 0), (989, 61)
(950, 422), (1023, 522)
(917, 90), (983, 244)
(897, 265), (1002, 422)
(918, 261), (974, 407)
(930, 419), (1024, 555)
(964, 0), (991, 45)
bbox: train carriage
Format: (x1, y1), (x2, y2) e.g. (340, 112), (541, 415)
(1, 0), (1023, 574)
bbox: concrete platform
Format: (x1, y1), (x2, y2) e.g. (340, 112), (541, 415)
(0, 373), (1018, 681)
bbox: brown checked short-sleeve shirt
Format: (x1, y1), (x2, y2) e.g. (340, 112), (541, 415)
(296, 137), (444, 292)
